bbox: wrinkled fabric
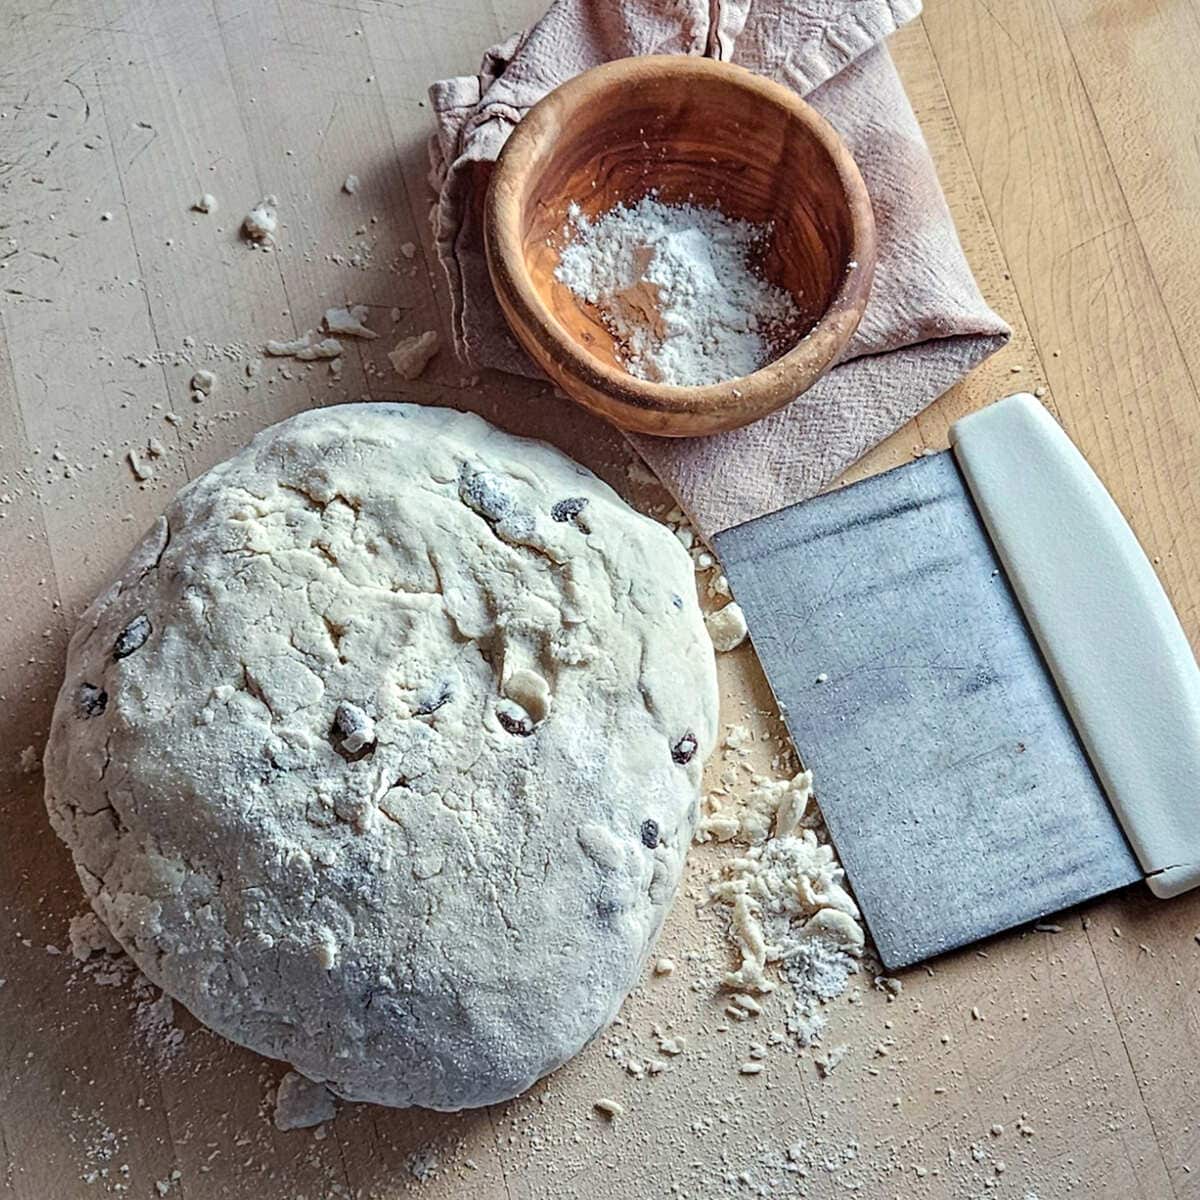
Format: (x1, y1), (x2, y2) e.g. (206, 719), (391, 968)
(428, 0), (1009, 535)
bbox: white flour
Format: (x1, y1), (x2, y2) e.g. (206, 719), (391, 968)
(555, 196), (799, 387)
(701, 765), (865, 1046)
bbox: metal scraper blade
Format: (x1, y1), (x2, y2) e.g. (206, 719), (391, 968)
(713, 451), (1142, 971)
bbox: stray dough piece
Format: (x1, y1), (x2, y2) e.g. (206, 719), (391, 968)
(192, 193), (217, 214)
(388, 330), (439, 379)
(400, 241), (417, 259)
(242, 195), (278, 244)
(705, 602), (748, 652)
(653, 957), (675, 976)
(342, 174), (359, 195)
(264, 334), (343, 361)
(323, 305), (377, 340)
(190, 370), (216, 396)
(127, 449), (154, 482)
(593, 1098), (625, 1119)
(273, 1071), (337, 1131)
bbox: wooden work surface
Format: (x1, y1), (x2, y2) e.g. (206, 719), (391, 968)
(2, 2), (1198, 1197)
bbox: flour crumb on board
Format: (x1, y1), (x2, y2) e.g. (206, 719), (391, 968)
(242, 195), (278, 245)
(705, 601), (748, 652)
(127, 447), (154, 482)
(18, 744), (40, 774)
(701, 768), (864, 1045)
(192, 193), (217, 214)
(323, 304), (377, 339)
(388, 330), (439, 379)
(154, 1169), (183, 1196)
(342, 173), (359, 194)
(133, 982), (185, 1064)
(593, 1098), (625, 1119)
(264, 333), (343, 361)
(190, 369), (216, 400)
(69, 910), (122, 961)
(272, 1070), (337, 1131)
(406, 1148), (440, 1181)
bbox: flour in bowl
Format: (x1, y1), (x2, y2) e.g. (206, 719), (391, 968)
(554, 195), (800, 387)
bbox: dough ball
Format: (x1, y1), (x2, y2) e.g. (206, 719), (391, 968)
(44, 403), (718, 1110)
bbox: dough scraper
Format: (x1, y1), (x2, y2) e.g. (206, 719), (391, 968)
(715, 393), (1200, 970)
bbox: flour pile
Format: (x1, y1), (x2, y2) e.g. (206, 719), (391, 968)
(699, 768), (864, 1045)
(555, 196), (800, 387)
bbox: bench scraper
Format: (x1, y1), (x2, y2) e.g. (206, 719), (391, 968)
(715, 392), (1200, 970)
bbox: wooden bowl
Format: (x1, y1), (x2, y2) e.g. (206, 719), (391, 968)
(484, 55), (876, 438)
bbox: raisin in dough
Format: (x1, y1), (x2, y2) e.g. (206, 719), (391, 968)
(44, 403), (718, 1110)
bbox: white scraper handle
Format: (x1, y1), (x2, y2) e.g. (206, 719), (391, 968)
(950, 393), (1200, 898)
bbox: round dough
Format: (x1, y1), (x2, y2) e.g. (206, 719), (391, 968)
(44, 403), (718, 1110)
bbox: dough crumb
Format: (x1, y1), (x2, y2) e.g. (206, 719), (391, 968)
(323, 304), (377, 339)
(192, 193), (217, 214)
(815, 1043), (848, 1077)
(705, 602), (748, 651)
(653, 957), (675, 976)
(68, 911), (123, 961)
(18, 744), (39, 775)
(242, 195), (278, 244)
(127, 448), (154, 481)
(739, 1061), (764, 1075)
(388, 330), (439, 379)
(400, 241), (417, 259)
(593, 1098), (625, 1119)
(342, 174), (359, 195)
(190, 369), (215, 396)
(406, 1149), (439, 1181)
(273, 1071), (337, 1131)
(697, 770), (812, 845)
(704, 766), (863, 1042)
(657, 1034), (687, 1056)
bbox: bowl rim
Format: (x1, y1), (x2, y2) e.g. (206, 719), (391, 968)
(484, 54), (877, 433)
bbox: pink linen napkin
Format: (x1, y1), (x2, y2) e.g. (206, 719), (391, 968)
(428, 0), (1010, 537)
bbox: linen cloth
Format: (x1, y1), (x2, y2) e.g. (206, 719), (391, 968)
(428, 0), (1010, 535)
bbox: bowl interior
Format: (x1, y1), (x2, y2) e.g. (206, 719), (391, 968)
(514, 66), (859, 385)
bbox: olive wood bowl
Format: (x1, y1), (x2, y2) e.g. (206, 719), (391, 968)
(484, 55), (876, 438)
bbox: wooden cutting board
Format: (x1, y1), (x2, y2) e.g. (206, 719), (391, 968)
(1, 2), (1197, 1197)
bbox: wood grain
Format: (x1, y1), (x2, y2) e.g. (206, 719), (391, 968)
(1, 1), (1199, 1197)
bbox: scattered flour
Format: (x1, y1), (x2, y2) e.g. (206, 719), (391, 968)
(406, 1148), (441, 1180)
(555, 196), (799, 387)
(702, 769), (864, 1045)
(133, 984), (185, 1064)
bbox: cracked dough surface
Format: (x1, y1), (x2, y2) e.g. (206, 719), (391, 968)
(43, 403), (718, 1110)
